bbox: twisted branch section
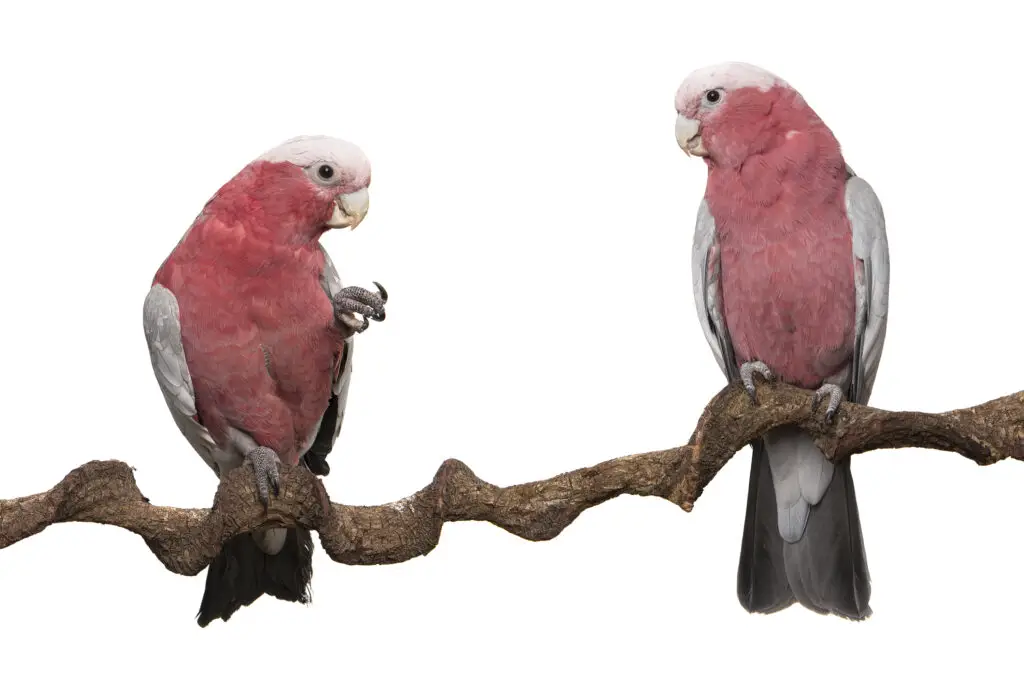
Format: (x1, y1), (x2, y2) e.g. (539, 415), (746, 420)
(1, 381), (1021, 571)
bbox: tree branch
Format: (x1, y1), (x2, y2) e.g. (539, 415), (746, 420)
(2, 380), (1021, 573)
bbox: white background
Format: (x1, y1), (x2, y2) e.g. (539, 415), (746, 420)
(1, 1), (1021, 681)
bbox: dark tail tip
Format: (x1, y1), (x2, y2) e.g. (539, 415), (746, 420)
(197, 527), (314, 627)
(781, 458), (872, 621)
(737, 441), (797, 615)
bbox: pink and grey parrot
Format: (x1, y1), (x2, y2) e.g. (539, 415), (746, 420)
(674, 63), (889, 619)
(142, 135), (387, 626)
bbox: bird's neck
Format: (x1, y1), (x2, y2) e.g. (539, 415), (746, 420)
(204, 161), (331, 247)
(705, 133), (847, 241)
(161, 212), (326, 287)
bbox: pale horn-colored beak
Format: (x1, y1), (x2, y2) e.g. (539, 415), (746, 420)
(675, 115), (707, 157)
(326, 188), (370, 229)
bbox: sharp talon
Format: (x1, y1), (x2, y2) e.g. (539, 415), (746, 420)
(812, 383), (844, 424)
(334, 284), (388, 331)
(739, 360), (774, 405)
(246, 446), (282, 507)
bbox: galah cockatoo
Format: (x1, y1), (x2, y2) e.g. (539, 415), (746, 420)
(142, 135), (388, 626)
(674, 63), (889, 619)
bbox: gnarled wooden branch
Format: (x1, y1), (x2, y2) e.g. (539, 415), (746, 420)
(1, 380), (1021, 573)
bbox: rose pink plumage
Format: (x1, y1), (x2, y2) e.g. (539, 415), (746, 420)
(675, 63), (890, 620)
(143, 135), (384, 626)
(154, 160), (354, 465)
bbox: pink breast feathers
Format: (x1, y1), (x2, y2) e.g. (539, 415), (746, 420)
(712, 184), (857, 390)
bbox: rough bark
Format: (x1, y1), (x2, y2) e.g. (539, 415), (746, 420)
(1, 380), (1021, 573)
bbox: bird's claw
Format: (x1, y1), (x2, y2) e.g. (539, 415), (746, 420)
(334, 282), (388, 336)
(739, 360), (774, 404)
(811, 383), (845, 424)
(245, 446), (281, 507)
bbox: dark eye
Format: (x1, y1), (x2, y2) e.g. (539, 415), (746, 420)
(705, 89), (722, 104)
(317, 164), (335, 180)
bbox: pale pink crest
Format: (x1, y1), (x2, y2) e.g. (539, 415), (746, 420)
(675, 62), (789, 112)
(258, 135), (371, 189)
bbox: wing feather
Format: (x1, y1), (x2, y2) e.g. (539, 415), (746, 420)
(692, 199), (738, 382)
(844, 169), (890, 404)
(302, 245), (355, 461)
(143, 284), (219, 473)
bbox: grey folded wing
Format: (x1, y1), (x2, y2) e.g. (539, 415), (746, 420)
(692, 199), (738, 382)
(305, 245), (355, 458)
(844, 166), (890, 405)
(142, 283), (220, 474)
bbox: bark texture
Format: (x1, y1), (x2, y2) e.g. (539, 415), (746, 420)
(2, 379), (1021, 572)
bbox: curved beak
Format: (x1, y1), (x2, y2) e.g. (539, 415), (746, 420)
(675, 115), (707, 157)
(326, 188), (370, 229)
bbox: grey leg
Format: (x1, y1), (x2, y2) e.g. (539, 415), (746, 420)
(811, 383), (845, 423)
(334, 282), (388, 335)
(739, 360), (774, 404)
(245, 446), (282, 507)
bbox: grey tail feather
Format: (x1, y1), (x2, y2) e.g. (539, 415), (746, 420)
(737, 439), (796, 614)
(782, 457), (872, 620)
(196, 527), (314, 627)
(738, 439), (872, 620)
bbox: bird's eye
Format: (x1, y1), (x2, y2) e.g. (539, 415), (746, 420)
(317, 164), (335, 180)
(704, 89), (723, 104)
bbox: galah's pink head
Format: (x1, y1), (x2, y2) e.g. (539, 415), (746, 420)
(674, 62), (831, 169)
(210, 135), (372, 244)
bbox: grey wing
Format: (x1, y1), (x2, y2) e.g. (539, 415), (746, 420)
(301, 245), (355, 463)
(142, 284), (220, 474)
(844, 168), (890, 405)
(692, 199), (739, 383)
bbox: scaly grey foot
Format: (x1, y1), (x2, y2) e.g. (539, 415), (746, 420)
(739, 360), (774, 404)
(245, 446), (282, 507)
(334, 282), (388, 336)
(811, 383), (845, 424)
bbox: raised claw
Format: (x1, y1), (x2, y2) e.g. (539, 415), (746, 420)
(739, 360), (774, 404)
(811, 383), (845, 424)
(334, 285), (386, 321)
(245, 446), (281, 507)
(333, 283), (388, 334)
